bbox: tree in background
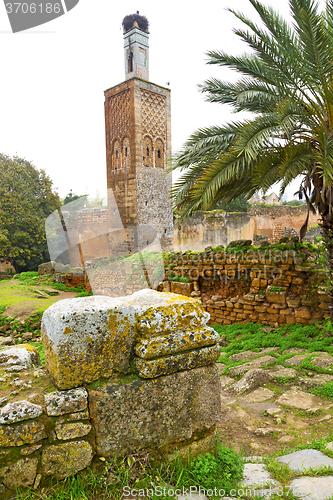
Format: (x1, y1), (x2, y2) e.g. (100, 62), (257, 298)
(170, 0), (333, 320)
(283, 200), (306, 207)
(215, 194), (250, 212)
(0, 154), (61, 272)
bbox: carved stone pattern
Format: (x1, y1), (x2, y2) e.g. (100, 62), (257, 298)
(109, 90), (130, 144)
(140, 90), (166, 141)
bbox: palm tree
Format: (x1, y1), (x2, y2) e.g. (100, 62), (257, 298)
(170, 0), (333, 317)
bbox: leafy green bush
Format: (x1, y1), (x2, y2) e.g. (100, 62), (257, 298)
(18, 271), (39, 284)
(75, 291), (93, 298)
(190, 443), (244, 491)
(312, 382), (333, 400)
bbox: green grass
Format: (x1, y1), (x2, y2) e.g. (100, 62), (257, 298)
(30, 341), (45, 366)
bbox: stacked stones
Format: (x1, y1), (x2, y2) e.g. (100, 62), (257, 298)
(0, 347), (93, 493)
(40, 290), (221, 459)
(162, 240), (329, 326)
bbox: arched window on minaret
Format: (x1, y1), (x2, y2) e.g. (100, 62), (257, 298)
(155, 138), (164, 168)
(122, 137), (131, 168)
(112, 140), (121, 170)
(128, 50), (133, 74)
(143, 136), (153, 167)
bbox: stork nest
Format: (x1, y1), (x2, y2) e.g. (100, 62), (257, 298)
(122, 14), (149, 33)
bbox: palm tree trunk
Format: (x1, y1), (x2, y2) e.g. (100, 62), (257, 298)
(319, 213), (333, 322)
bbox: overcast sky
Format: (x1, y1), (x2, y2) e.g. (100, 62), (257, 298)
(0, 0), (325, 201)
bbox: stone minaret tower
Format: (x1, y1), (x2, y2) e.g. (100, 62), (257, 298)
(104, 13), (173, 255)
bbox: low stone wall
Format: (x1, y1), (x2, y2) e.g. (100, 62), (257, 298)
(0, 291), (221, 496)
(160, 240), (329, 326)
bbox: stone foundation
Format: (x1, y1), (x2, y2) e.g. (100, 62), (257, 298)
(0, 291), (221, 495)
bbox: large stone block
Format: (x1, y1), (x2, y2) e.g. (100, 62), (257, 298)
(88, 364), (221, 457)
(42, 290), (214, 390)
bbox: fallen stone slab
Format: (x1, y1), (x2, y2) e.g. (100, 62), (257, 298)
(230, 356), (276, 376)
(177, 493), (208, 500)
(283, 348), (307, 354)
(229, 350), (258, 362)
(276, 390), (317, 410)
(44, 387), (88, 416)
(232, 369), (273, 394)
(271, 367), (298, 379)
(277, 449), (333, 472)
(241, 464), (279, 487)
(0, 401), (43, 424)
(289, 476), (333, 500)
(216, 362), (226, 373)
(311, 356), (333, 369)
(285, 354), (308, 367)
(299, 374), (333, 388)
(245, 388), (275, 403)
(0, 345), (40, 369)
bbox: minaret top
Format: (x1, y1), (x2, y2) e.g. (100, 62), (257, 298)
(123, 13), (149, 81)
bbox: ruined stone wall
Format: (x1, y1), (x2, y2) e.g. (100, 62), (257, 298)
(175, 206), (321, 250)
(160, 241), (329, 327)
(249, 204), (321, 243)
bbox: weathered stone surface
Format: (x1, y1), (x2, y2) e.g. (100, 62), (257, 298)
(134, 328), (219, 359)
(21, 444), (42, 456)
(88, 365), (221, 457)
(299, 374), (333, 388)
(289, 477), (333, 500)
(0, 345), (40, 369)
(68, 409), (90, 421)
(245, 388), (275, 403)
(42, 290), (211, 389)
(220, 375), (235, 388)
(0, 401), (43, 424)
(232, 369), (273, 394)
(282, 348), (307, 354)
(42, 441), (93, 479)
(229, 356), (276, 376)
(254, 427), (281, 436)
(271, 367), (298, 379)
(278, 449), (333, 472)
(311, 356), (333, 369)
(258, 347), (280, 355)
(241, 464), (279, 487)
(276, 390), (317, 410)
(229, 350), (257, 362)
(170, 281), (194, 297)
(285, 354), (308, 366)
(44, 387), (88, 416)
(0, 421), (46, 447)
(54, 422), (91, 440)
(0, 337), (14, 347)
(0, 458), (38, 489)
(134, 345), (220, 378)
(266, 288), (286, 305)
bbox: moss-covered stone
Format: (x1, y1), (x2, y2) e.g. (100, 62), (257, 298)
(41, 290), (212, 390)
(0, 457), (38, 489)
(88, 364), (221, 458)
(134, 328), (219, 359)
(0, 421), (46, 447)
(42, 440), (93, 479)
(134, 345), (220, 378)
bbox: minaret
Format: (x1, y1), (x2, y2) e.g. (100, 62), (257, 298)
(123, 13), (149, 81)
(104, 13), (173, 255)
